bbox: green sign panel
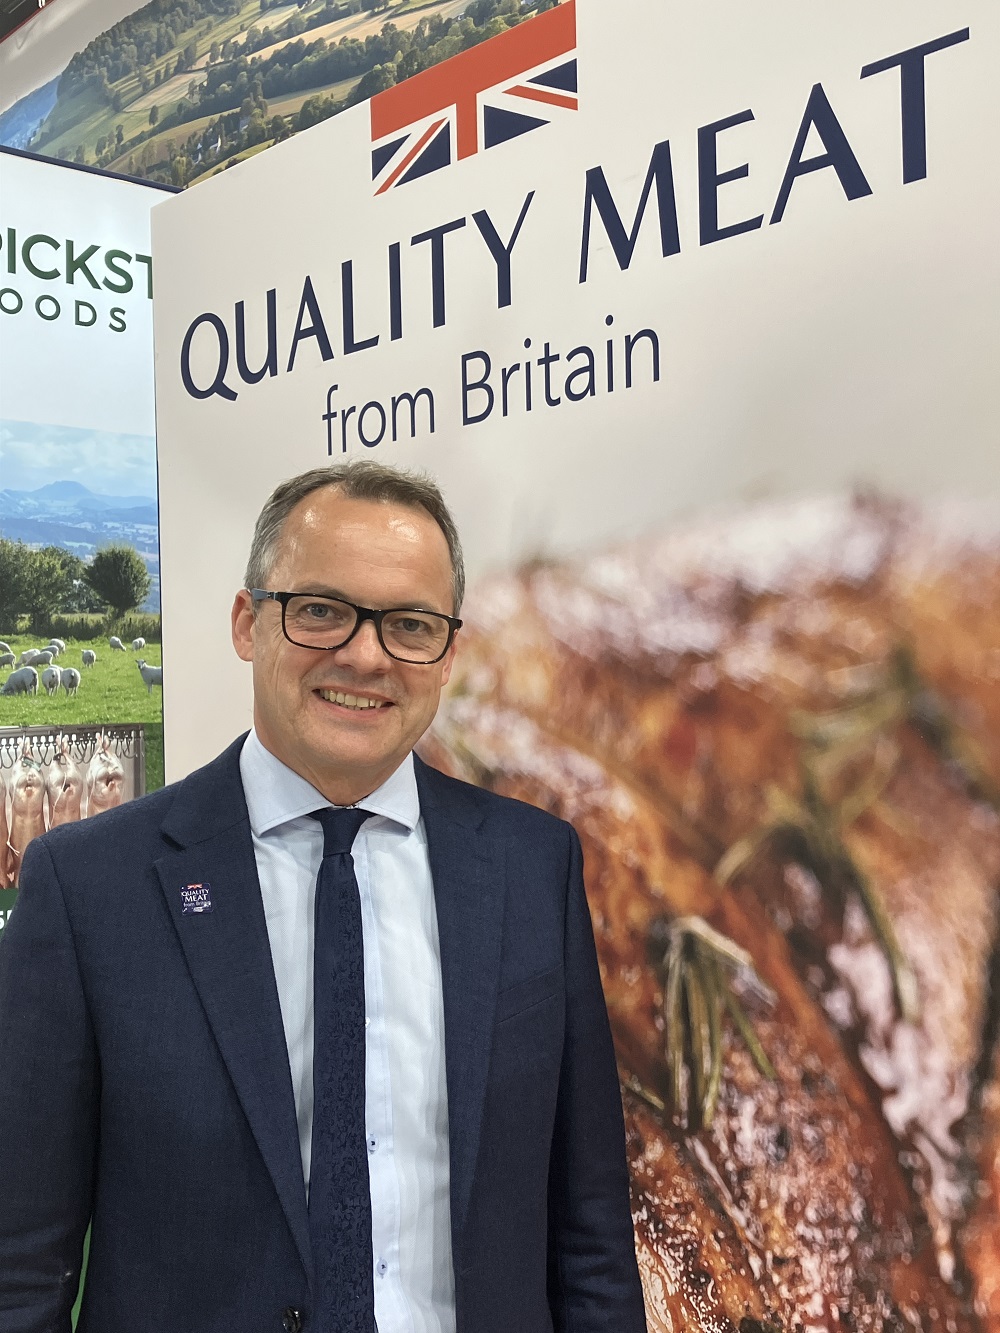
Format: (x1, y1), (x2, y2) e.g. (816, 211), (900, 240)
(0, 887), (18, 933)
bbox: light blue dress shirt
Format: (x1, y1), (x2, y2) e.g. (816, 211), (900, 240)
(240, 730), (456, 1333)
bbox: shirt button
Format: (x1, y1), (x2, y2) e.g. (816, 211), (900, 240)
(365, 1017), (370, 1029)
(376, 1259), (388, 1278)
(367, 1135), (377, 1154)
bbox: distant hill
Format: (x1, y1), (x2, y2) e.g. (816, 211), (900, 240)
(0, 79), (59, 149)
(1, 480), (158, 516)
(0, 480), (160, 610)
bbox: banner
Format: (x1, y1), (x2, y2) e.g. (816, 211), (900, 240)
(0, 149), (168, 905)
(151, 1), (1000, 1324)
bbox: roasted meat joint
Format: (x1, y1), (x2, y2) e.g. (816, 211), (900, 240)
(423, 495), (1000, 1333)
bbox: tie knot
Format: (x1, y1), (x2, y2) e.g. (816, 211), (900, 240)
(311, 806), (371, 857)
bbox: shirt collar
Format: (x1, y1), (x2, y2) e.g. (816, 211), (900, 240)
(240, 728), (420, 836)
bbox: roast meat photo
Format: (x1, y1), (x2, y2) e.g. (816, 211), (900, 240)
(424, 494), (1000, 1332)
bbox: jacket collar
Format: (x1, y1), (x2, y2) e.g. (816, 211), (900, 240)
(159, 732), (250, 848)
(159, 737), (486, 846)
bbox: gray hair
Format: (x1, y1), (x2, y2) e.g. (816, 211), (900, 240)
(244, 459), (465, 613)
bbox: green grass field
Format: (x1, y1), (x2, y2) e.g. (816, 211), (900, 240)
(264, 73), (363, 119)
(0, 637), (165, 791)
(0, 637), (162, 726)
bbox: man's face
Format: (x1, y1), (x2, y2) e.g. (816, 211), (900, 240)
(231, 488), (458, 804)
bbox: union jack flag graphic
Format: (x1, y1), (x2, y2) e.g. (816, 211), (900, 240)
(370, 0), (577, 194)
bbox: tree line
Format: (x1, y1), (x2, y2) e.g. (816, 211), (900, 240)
(0, 539), (153, 636)
(58, 0), (244, 99)
(202, 0), (557, 108)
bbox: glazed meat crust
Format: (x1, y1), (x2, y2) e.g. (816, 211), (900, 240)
(426, 496), (1000, 1330)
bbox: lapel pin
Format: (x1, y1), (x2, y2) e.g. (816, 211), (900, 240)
(180, 883), (214, 914)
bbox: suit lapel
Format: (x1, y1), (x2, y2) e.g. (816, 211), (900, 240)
(416, 757), (506, 1248)
(155, 738), (311, 1281)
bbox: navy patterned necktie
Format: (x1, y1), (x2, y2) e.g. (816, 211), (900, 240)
(309, 806), (375, 1333)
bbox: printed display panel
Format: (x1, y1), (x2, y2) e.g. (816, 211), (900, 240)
(0, 152), (164, 821)
(150, 1), (1000, 1325)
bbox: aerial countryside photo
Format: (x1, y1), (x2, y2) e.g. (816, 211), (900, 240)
(0, 0), (564, 186)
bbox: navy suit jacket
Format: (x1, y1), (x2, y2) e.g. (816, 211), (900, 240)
(0, 737), (646, 1333)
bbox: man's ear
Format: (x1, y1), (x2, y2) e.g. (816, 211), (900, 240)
(439, 630), (459, 688)
(231, 589), (256, 663)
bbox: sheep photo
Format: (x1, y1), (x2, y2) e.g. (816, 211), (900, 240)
(0, 636), (164, 792)
(0, 635), (161, 716)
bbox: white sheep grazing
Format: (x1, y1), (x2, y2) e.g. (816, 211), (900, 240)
(19, 649), (39, 666)
(135, 660), (163, 694)
(45, 642), (62, 657)
(49, 638), (66, 653)
(1, 666), (38, 695)
(81, 649), (97, 667)
(33, 650), (54, 667)
(109, 636), (127, 652)
(61, 667), (82, 696)
(41, 665), (62, 696)
(131, 637), (146, 651)
(0, 652), (14, 669)
(0, 641), (11, 654)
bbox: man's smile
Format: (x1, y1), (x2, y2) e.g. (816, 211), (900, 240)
(315, 688), (393, 711)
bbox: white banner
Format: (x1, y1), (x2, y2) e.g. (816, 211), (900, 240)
(152, 0), (996, 776)
(0, 148), (165, 624)
(0, 148), (162, 435)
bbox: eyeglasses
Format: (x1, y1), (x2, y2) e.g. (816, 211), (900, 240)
(250, 590), (462, 665)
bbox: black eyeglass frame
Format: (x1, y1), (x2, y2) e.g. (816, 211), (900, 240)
(250, 589), (462, 664)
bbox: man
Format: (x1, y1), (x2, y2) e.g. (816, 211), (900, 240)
(0, 461), (647, 1333)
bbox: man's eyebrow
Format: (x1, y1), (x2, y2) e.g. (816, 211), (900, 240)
(295, 585), (350, 600)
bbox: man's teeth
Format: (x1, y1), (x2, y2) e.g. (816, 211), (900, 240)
(319, 690), (386, 709)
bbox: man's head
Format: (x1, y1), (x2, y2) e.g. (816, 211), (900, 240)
(231, 461), (464, 804)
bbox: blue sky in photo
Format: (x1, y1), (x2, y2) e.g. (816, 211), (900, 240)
(0, 419), (157, 498)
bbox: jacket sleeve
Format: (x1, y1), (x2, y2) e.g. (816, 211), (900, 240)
(546, 825), (648, 1333)
(0, 837), (98, 1333)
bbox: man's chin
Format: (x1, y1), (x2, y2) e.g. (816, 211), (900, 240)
(298, 726), (404, 790)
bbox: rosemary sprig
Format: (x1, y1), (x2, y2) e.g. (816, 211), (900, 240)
(622, 1072), (666, 1115)
(715, 751), (920, 1024)
(657, 916), (776, 1130)
(715, 649), (934, 1024)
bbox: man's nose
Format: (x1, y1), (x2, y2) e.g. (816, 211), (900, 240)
(333, 617), (388, 670)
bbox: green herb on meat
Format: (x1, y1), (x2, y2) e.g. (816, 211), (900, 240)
(650, 915), (775, 1130)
